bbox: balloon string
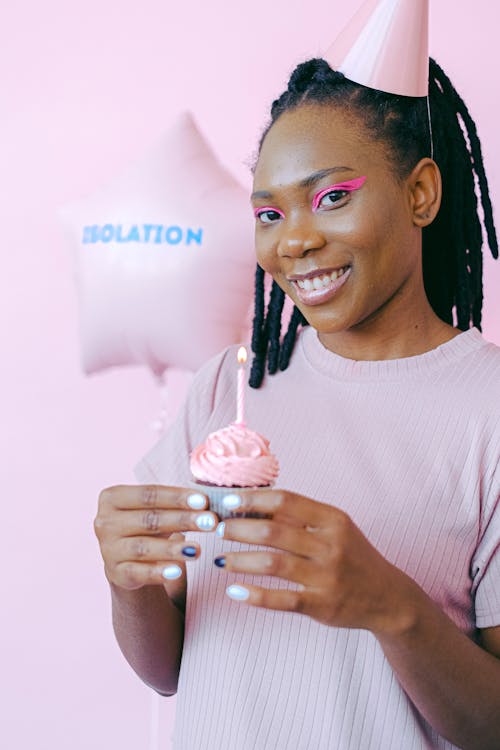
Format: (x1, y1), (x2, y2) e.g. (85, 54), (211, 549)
(151, 371), (169, 436)
(149, 372), (168, 749)
(149, 690), (160, 750)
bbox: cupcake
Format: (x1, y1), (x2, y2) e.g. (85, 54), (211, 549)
(189, 421), (279, 519)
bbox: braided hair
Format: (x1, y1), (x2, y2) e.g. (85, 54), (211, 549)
(249, 58), (498, 388)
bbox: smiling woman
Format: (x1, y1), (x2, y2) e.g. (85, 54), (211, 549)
(252, 103), (446, 350)
(94, 2), (500, 749)
(249, 56), (497, 386)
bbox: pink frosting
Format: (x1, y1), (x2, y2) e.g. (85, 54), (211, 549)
(190, 422), (279, 487)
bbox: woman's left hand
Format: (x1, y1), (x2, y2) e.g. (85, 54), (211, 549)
(217, 488), (419, 637)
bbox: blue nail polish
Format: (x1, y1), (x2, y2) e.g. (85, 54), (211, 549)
(215, 521), (225, 538)
(162, 564), (182, 580)
(187, 493), (206, 510)
(222, 493), (241, 510)
(182, 546), (197, 557)
(226, 584), (249, 601)
(214, 556), (226, 568)
(196, 513), (216, 531)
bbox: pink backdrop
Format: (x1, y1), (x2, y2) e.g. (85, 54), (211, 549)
(2, 1), (498, 748)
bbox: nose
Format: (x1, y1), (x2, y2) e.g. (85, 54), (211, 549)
(277, 216), (327, 258)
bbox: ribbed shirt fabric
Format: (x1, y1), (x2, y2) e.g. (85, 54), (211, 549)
(136, 327), (500, 750)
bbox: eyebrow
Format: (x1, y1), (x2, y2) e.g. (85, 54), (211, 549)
(251, 166), (354, 201)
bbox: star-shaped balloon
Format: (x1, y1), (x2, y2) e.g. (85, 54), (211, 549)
(60, 112), (255, 375)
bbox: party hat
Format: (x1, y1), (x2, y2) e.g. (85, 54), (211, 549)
(324, 0), (429, 97)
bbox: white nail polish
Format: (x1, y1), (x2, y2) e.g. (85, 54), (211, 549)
(187, 493), (206, 510)
(226, 584), (250, 601)
(162, 564), (182, 580)
(222, 493), (241, 510)
(215, 521), (225, 538)
(196, 513), (216, 531)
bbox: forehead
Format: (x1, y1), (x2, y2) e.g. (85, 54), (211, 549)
(254, 104), (388, 190)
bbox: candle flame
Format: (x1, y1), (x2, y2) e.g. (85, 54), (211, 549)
(237, 346), (247, 364)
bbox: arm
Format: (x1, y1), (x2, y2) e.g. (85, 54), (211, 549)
(218, 489), (500, 750)
(106, 348), (231, 690)
(110, 582), (184, 696)
(94, 484), (216, 695)
(375, 577), (500, 750)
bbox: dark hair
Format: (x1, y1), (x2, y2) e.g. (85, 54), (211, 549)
(249, 58), (498, 388)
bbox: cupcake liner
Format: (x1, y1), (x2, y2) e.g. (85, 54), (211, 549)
(189, 481), (273, 520)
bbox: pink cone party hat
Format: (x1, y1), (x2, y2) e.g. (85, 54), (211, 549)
(324, 0), (429, 97)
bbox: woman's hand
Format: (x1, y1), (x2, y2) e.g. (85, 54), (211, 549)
(94, 485), (218, 604)
(217, 488), (418, 637)
(94, 484), (217, 693)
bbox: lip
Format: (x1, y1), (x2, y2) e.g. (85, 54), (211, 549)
(290, 267), (352, 306)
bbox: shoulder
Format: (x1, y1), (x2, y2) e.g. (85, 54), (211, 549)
(191, 342), (239, 389)
(470, 330), (500, 365)
(461, 332), (500, 405)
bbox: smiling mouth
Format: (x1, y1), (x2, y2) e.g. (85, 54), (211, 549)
(289, 266), (351, 306)
(293, 267), (350, 291)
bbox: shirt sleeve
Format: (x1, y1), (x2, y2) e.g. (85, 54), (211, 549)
(134, 345), (234, 486)
(472, 456), (500, 629)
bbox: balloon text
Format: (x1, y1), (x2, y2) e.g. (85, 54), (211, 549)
(82, 223), (203, 246)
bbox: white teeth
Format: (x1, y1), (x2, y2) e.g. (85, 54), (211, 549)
(312, 276), (323, 290)
(296, 268), (346, 291)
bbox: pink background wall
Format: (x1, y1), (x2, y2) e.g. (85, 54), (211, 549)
(2, 1), (498, 748)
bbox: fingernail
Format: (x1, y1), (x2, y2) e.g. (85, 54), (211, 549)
(196, 513), (216, 531)
(214, 556), (226, 568)
(215, 522), (225, 538)
(162, 564), (182, 580)
(222, 493), (241, 510)
(187, 493), (206, 510)
(182, 546), (197, 558)
(226, 584), (249, 601)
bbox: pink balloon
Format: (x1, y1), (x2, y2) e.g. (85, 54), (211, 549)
(60, 112), (255, 375)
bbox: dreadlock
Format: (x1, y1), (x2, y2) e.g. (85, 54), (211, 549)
(249, 58), (498, 388)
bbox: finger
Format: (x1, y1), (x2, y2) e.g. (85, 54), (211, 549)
(220, 488), (341, 529)
(113, 560), (187, 589)
(98, 485), (209, 512)
(95, 503), (218, 540)
(225, 582), (309, 614)
(117, 535), (201, 563)
(117, 508), (218, 536)
(223, 518), (327, 559)
(215, 550), (318, 587)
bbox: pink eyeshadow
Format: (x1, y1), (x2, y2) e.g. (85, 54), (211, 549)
(312, 176), (367, 212)
(253, 206), (285, 219)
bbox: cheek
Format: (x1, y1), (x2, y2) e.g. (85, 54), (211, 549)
(255, 230), (278, 273)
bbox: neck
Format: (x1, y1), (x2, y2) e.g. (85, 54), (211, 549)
(317, 297), (459, 362)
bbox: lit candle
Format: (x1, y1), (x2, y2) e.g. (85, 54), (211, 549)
(236, 346), (247, 425)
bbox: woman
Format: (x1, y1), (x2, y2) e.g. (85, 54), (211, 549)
(95, 58), (500, 749)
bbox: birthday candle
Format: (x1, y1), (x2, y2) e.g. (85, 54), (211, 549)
(236, 346), (247, 425)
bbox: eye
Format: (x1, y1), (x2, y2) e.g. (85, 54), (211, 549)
(254, 206), (285, 225)
(311, 177), (367, 213)
(316, 189), (349, 210)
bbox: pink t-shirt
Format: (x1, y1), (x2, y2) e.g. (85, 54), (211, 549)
(136, 327), (500, 750)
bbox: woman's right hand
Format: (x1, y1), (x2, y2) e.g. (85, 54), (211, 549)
(94, 485), (217, 605)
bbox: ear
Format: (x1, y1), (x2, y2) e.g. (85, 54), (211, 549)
(407, 158), (442, 228)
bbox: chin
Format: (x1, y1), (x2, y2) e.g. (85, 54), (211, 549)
(298, 311), (350, 334)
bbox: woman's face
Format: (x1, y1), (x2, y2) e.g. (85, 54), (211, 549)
(252, 103), (426, 344)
